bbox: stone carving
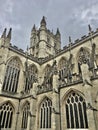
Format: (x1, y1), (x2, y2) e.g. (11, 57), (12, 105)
(78, 45), (96, 86)
(80, 60), (92, 86)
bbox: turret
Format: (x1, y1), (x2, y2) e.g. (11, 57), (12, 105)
(30, 24), (36, 47)
(0, 28), (12, 47)
(1, 28), (7, 38)
(55, 28), (61, 50)
(38, 16), (47, 58)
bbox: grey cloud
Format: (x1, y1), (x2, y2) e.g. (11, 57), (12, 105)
(0, 0), (98, 49)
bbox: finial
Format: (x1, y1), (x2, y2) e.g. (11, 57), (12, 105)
(88, 24), (92, 33)
(69, 36), (72, 43)
(40, 16), (46, 26)
(32, 24), (36, 31)
(7, 28), (12, 40)
(1, 28), (7, 38)
(56, 28), (60, 35)
(69, 36), (72, 54)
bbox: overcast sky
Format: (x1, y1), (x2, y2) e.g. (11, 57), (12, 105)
(0, 0), (98, 50)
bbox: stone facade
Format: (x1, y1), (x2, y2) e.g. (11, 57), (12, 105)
(0, 17), (98, 130)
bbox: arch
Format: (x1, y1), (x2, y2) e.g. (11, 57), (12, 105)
(58, 56), (67, 69)
(76, 47), (90, 64)
(62, 89), (88, 128)
(62, 88), (85, 103)
(38, 95), (52, 109)
(6, 56), (23, 69)
(21, 101), (30, 110)
(0, 101), (14, 128)
(44, 64), (51, 75)
(29, 63), (38, 74)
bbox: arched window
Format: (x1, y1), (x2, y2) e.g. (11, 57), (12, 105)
(2, 58), (20, 93)
(21, 102), (30, 129)
(58, 57), (67, 79)
(65, 91), (88, 128)
(0, 102), (14, 128)
(25, 64), (38, 92)
(40, 98), (52, 128)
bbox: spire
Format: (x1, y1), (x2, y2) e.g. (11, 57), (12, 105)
(1, 28), (7, 38)
(56, 28), (60, 35)
(40, 16), (46, 27)
(7, 28), (12, 40)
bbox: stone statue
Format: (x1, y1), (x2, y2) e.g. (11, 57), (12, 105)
(80, 60), (92, 86)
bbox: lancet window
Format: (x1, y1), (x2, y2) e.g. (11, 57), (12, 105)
(2, 58), (20, 93)
(40, 98), (52, 128)
(65, 91), (88, 128)
(0, 102), (14, 128)
(21, 102), (30, 129)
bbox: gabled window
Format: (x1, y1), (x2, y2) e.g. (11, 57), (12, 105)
(0, 102), (14, 128)
(65, 92), (88, 128)
(40, 98), (52, 128)
(2, 58), (20, 93)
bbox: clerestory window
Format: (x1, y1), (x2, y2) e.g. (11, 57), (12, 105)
(2, 58), (20, 93)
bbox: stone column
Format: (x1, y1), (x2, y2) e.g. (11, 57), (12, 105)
(83, 85), (96, 130)
(52, 73), (60, 130)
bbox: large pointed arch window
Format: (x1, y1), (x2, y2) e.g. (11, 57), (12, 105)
(25, 64), (38, 92)
(21, 102), (30, 129)
(0, 102), (14, 128)
(65, 91), (88, 128)
(2, 58), (20, 93)
(40, 98), (52, 128)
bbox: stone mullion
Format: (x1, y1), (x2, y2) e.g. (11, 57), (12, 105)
(1, 110), (5, 126)
(81, 101), (86, 128)
(76, 103), (80, 128)
(72, 103), (76, 128)
(10, 68), (15, 92)
(68, 104), (71, 128)
(4, 111), (8, 127)
(7, 67), (13, 92)
(14, 69), (18, 93)
(7, 111), (11, 128)
(45, 106), (47, 128)
(4, 66), (11, 91)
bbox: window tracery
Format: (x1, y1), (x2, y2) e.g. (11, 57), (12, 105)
(40, 98), (52, 128)
(2, 58), (20, 93)
(0, 102), (14, 128)
(65, 91), (88, 128)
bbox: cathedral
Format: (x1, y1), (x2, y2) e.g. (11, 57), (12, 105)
(0, 16), (98, 130)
